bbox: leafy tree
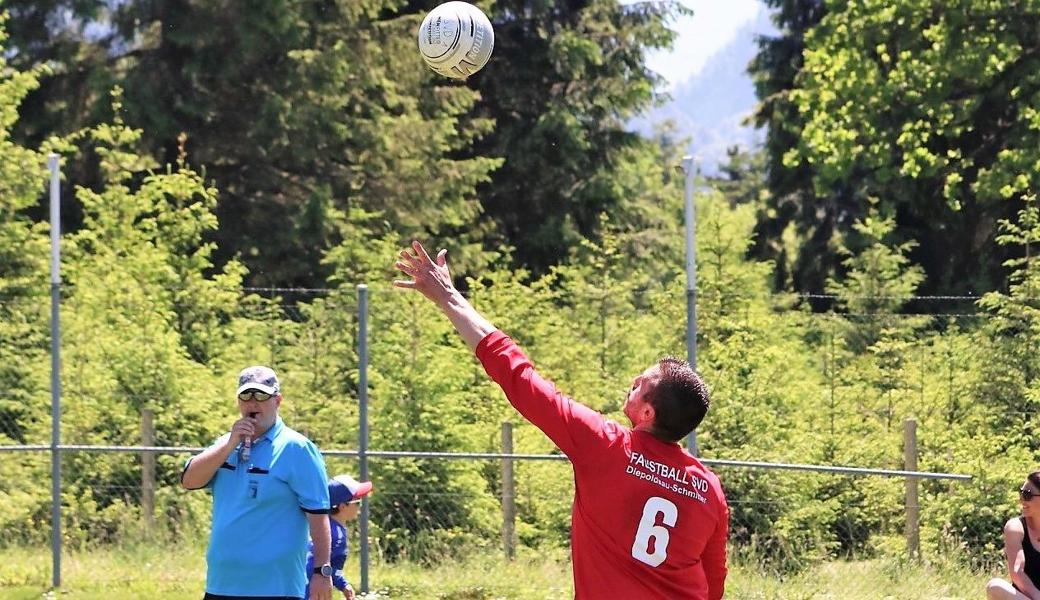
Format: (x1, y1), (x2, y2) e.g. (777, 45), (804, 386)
(0, 11), (53, 545)
(780, 0), (1040, 296)
(712, 147), (768, 209)
(0, 12), (50, 446)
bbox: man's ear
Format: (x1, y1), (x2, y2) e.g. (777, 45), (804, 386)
(643, 403), (656, 423)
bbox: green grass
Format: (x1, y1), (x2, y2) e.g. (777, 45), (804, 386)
(0, 544), (998, 599)
(725, 556), (988, 599)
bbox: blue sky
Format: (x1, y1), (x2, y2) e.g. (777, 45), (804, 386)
(631, 0), (767, 89)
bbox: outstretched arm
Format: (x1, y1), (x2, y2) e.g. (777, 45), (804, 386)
(394, 240), (617, 460)
(393, 240), (496, 351)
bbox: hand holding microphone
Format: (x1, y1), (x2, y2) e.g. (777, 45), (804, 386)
(242, 412), (259, 461)
(230, 413), (258, 461)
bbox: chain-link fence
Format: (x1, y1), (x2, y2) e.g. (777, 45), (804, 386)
(2, 284), (1036, 598)
(0, 441), (978, 598)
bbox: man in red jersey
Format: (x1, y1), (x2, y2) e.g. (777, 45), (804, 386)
(393, 240), (728, 600)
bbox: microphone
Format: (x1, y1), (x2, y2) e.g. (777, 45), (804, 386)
(242, 412), (258, 462)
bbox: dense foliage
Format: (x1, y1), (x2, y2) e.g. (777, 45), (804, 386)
(4, 0), (1040, 576)
(750, 0), (1040, 301)
(5, 0), (683, 286)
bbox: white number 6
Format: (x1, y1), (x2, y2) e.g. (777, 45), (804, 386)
(631, 496), (678, 567)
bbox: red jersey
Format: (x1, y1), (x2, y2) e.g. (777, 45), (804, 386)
(476, 331), (728, 600)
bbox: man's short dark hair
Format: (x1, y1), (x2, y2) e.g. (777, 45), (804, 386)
(647, 357), (710, 443)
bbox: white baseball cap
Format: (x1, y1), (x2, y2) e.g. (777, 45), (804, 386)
(236, 365), (280, 396)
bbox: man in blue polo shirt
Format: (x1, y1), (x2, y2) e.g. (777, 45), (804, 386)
(182, 366), (334, 600)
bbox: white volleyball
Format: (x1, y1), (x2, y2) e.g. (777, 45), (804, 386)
(417, 2), (495, 79)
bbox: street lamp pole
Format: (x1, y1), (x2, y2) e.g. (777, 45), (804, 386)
(681, 156), (698, 456)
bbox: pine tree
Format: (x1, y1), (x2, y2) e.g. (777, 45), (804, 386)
(472, 0), (688, 273)
(7, 0), (501, 287)
(747, 0), (839, 297)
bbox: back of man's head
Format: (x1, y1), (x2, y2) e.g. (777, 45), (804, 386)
(647, 357), (710, 443)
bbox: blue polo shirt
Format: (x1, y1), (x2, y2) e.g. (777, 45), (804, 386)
(186, 418), (330, 598)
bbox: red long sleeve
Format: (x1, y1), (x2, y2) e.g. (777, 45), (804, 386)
(476, 331), (729, 600)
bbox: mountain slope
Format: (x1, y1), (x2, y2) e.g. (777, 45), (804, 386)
(631, 8), (776, 174)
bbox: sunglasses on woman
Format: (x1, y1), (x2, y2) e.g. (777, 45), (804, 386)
(238, 390), (275, 402)
(1020, 487), (1038, 502)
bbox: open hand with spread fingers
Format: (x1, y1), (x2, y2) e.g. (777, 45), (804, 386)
(393, 240), (457, 307)
(391, 240), (496, 351)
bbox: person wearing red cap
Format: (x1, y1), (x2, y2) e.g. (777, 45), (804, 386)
(305, 475), (373, 600)
(393, 241), (729, 600)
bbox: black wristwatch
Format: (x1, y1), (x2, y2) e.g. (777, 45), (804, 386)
(313, 563), (333, 577)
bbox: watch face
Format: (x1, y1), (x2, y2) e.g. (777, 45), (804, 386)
(320, 564), (333, 577)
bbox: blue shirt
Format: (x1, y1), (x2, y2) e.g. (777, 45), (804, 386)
(304, 517), (349, 597)
(186, 417), (330, 598)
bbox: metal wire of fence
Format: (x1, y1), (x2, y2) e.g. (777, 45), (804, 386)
(0, 440), (973, 594)
(4, 283), (1035, 598)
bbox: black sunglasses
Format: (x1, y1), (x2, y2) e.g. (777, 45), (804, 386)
(238, 390), (275, 402)
(1021, 487), (1038, 502)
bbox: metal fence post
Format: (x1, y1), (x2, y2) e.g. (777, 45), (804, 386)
(357, 284), (370, 593)
(681, 155), (699, 455)
(141, 408), (155, 532)
(904, 418), (920, 559)
(48, 153), (62, 588)
(501, 422), (516, 561)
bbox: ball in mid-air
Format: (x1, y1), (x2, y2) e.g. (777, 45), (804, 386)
(417, 2), (495, 79)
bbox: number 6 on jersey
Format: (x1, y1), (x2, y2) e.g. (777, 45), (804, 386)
(631, 496), (679, 567)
